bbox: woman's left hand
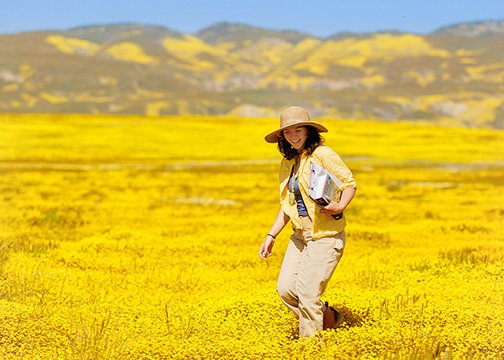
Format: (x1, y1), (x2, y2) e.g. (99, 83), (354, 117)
(316, 196), (345, 215)
(316, 187), (356, 215)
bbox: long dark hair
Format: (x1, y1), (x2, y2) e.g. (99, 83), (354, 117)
(277, 126), (324, 160)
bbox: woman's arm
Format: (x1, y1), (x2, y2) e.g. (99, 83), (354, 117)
(259, 207), (290, 259)
(317, 186), (356, 215)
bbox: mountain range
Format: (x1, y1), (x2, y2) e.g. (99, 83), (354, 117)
(1, 20), (503, 128)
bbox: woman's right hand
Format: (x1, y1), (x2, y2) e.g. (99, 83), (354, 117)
(259, 208), (289, 260)
(259, 236), (275, 259)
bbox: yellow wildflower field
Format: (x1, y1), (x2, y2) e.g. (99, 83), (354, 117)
(1, 114), (503, 359)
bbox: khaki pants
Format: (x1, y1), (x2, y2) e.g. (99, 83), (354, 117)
(277, 216), (345, 338)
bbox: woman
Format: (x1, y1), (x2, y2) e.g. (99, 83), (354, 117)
(259, 106), (356, 338)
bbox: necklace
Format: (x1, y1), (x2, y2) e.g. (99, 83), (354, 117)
(289, 157), (299, 206)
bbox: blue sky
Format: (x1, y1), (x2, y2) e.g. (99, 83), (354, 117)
(2, 0), (503, 37)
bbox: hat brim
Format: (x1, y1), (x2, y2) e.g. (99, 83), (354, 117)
(264, 122), (328, 143)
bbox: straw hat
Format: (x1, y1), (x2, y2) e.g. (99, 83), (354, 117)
(264, 106), (328, 143)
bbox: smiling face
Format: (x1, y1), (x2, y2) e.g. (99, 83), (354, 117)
(283, 125), (308, 153)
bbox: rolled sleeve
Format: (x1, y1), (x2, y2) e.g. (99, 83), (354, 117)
(315, 146), (356, 190)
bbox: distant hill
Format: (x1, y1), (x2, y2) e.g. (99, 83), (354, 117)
(327, 30), (407, 41)
(1, 20), (503, 128)
(432, 20), (504, 37)
(195, 22), (313, 45)
(60, 23), (185, 43)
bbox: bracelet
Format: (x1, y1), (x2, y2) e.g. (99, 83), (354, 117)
(267, 233), (276, 239)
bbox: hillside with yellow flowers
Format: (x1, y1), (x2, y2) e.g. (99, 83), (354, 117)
(1, 20), (504, 127)
(1, 113), (503, 359)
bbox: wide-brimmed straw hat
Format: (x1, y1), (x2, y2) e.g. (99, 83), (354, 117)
(264, 106), (328, 143)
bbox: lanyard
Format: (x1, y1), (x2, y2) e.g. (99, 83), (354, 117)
(289, 157), (299, 206)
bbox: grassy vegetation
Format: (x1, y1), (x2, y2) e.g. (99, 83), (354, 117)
(1, 114), (503, 359)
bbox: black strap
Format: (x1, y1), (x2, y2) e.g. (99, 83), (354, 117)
(332, 213), (343, 220)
